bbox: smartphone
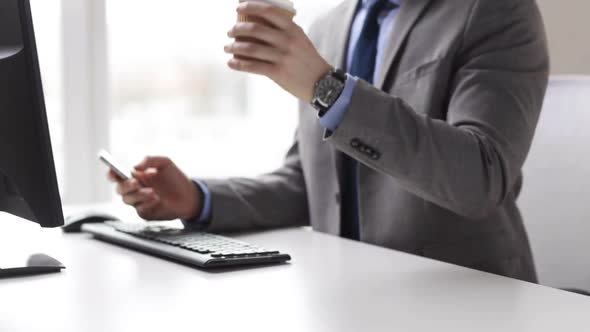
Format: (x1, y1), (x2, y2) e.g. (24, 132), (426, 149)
(98, 149), (133, 181)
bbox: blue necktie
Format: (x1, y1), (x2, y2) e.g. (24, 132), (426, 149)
(341, 0), (393, 240)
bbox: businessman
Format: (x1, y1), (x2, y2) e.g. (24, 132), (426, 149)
(111, 0), (549, 282)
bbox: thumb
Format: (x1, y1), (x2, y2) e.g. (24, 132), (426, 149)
(135, 156), (171, 171)
(132, 168), (158, 186)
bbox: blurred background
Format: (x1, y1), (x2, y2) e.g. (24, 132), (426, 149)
(30, 0), (589, 205)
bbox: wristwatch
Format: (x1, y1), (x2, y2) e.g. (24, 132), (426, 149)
(311, 68), (347, 117)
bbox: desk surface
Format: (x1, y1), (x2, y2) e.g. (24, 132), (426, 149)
(1, 208), (589, 332)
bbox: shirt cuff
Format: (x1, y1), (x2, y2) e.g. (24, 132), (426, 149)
(181, 179), (212, 227)
(318, 75), (358, 132)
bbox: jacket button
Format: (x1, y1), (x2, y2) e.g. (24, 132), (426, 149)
(371, 152), (381, 160)
(350, 139), (360, 148)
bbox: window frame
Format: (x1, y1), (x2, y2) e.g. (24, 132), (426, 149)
(61, 0), (111, 203)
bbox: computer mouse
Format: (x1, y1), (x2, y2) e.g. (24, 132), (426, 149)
(62, 212), (120, 233)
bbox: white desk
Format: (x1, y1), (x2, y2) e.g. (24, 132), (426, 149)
(1, 208), (590, 332)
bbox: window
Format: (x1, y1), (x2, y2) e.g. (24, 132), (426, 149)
(107, 0), (342, 183)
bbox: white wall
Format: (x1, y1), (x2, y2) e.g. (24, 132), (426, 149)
(520, 77), (590, 290)
(537, 0), (590, 74)
(523, 2), (590, 290)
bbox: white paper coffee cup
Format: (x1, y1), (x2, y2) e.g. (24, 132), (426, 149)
(238, 0), (296, 23)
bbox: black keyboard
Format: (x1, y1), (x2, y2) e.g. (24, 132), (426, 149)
(111, 222), (281, 258)
(81, 222), (291, 268)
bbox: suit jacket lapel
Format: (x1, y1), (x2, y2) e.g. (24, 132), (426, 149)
(374, 0), (432, 89)
(329, 0), (359, 70)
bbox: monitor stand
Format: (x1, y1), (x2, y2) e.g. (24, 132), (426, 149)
(0, 253), (65, 279)
(0, 193), (65, 278)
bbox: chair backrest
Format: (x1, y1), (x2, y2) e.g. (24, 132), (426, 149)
(519, 76), (590, 289)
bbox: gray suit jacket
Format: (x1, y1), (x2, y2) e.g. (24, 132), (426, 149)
(201, 0), (549, 282)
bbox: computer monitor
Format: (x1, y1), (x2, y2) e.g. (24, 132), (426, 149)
(0, 0), (65, 276)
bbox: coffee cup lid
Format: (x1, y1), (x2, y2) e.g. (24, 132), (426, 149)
(249, 0), (296, 14)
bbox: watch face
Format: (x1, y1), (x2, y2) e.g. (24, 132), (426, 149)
(317, 76), (345, 107)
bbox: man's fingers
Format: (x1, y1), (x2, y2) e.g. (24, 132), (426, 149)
(131, 169), (157, 187)
(135, 197), (162, 220)
(116, 179), (142, 196)
(132, 168), (158, 179)
(224, 42), (284, 63)
(122, 188), (158, 207)
(107, 170), (120, 182)
(227, 57), (275, 76)
(228, 22), (289, 50)
(237, 2), (293, 31)
(135, 156), (171, 171)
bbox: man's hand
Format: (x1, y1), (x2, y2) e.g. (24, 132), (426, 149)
(225, 1), (333, 102)
(108, 156), (203, 221)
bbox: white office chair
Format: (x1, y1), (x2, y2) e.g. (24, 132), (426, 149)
(519, 76), (590, 292)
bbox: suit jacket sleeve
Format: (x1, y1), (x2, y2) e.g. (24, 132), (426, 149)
(325, 0), (550, 219)
(200, 133), (309, 233)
